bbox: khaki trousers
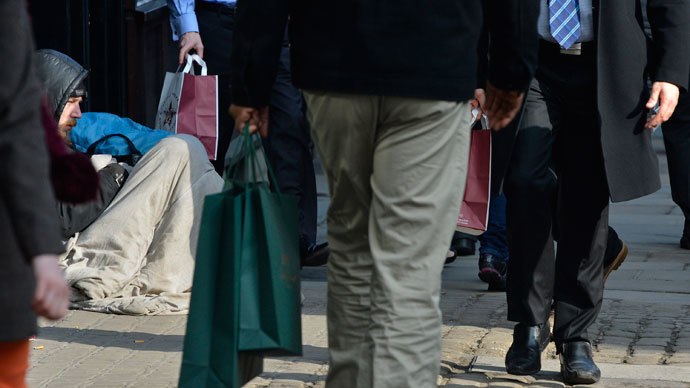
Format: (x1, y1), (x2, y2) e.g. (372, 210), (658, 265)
(61, 135), (223, 314)
(304, 92), (472, 388)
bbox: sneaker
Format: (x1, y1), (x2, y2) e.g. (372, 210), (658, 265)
(478, 253), (507, 290)
(300, 239), (329, 267)
(603, 227), (627, 284)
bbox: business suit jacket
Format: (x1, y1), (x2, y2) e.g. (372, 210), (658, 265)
(597, 0), (690, 202)
(0, 1), (64, 342)
(231, 0), (539, 108)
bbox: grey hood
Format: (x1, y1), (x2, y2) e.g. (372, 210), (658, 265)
(34, 49), (88, 120)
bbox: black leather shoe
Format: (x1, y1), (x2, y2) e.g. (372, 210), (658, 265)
(487, 275), (506, 292)
(478, 253), (507, 286)
(300, 240), (329, 267)
(559, 341), (601, 385)
(445, 249), (458, 265)
(603, 227), (627, 284)
(454, 238), (476, 256)
(505, 322), (550, 375)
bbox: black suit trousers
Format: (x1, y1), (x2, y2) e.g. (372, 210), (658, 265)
(504, 45), (609, 345)
(185, 6), (317, 241)
(661, 90), (690, 230)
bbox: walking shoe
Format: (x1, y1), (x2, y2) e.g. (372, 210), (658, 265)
(451, 231), (476, 256)
(478, 253), (507, 290)
(603, 228), (627, 284)
(559, 341), (601, 385)
(445, 249), (458, 265)
(487, 276), (507, 292)
(454, 238), (476, 256)
(300, 240), (329, 267)
(505, 322), (550, 375)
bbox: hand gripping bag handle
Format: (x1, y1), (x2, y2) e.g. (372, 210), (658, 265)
(225, 123), (283, 196)
(471, 108), (490, 130)
(182, 53), (208, 76)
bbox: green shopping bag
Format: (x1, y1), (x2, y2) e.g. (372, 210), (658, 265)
(236, 128), (303, 356)
(179, 126), (301, 388)
(178, 179), (263, 388)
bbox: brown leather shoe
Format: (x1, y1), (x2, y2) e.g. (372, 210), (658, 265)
(603, 228), (627, 284)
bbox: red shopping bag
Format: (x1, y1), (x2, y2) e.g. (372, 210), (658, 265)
(457, 114), (491, 234)
(156, 54), (219, 160)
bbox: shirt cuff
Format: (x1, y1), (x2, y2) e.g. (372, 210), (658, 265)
(171, 13), (199, 41)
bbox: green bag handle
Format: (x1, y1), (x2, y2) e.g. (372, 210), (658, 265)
(224, 123), (263, 189)
(225, 122), (283, 196)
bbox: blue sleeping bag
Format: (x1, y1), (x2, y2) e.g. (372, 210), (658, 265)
(71, 112), (172, 156)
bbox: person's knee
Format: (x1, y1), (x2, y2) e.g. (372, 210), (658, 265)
(158, 135), (206, 162)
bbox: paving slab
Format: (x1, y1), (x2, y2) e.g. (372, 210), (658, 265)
(469, 355), (690, 383)
(26, 152), (690, 387)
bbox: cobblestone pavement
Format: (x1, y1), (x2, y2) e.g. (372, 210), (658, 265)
(27, 148), (689, 387)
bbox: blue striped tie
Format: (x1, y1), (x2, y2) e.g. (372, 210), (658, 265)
(549, 0), (581, 49)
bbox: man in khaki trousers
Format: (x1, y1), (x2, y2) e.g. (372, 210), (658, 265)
(229, 1), (539, 387)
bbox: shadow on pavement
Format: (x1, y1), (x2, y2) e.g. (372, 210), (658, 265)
(37, 326), (184, 352)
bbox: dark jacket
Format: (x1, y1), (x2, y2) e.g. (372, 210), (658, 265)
(0, 1), (64, 342)
(34, 50), (127, 238)
(596, 0), (690, 202)
(231, 0), (539, 107)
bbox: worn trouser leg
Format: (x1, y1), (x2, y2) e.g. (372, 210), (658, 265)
(0, 340), (29, 388)
(504, 78), (558, 325)
(195, 7), (234, 174)
(304, 91), (471, 388)
(662, 90), (690, 227)
(64, 135), (223, 299)
(505, 47), (607, 344)
(478, 193), (509, 259)
(550, 88), (608, 344)
(264, 46), (317, 242)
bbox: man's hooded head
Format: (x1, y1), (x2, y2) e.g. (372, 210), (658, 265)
(34, 49), (88, 146)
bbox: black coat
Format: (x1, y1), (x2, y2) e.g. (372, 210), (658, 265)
(597, 0), (690, 202)
(231, 0), (539, 107)
(0, 1), (64, 342)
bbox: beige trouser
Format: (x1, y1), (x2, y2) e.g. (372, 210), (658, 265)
(61, 135), (223, 314)
(304, 92), (472, 388)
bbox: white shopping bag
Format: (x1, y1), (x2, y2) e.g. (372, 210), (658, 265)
(156, 54), (219, 160)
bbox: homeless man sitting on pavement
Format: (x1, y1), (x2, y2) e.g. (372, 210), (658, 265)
(34, 49), (223, 315)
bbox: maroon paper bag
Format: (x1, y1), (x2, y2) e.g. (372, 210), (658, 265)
(156, 54), (219, 160)
(457, 120), (491, 233)
(178, 72), (218, 160)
